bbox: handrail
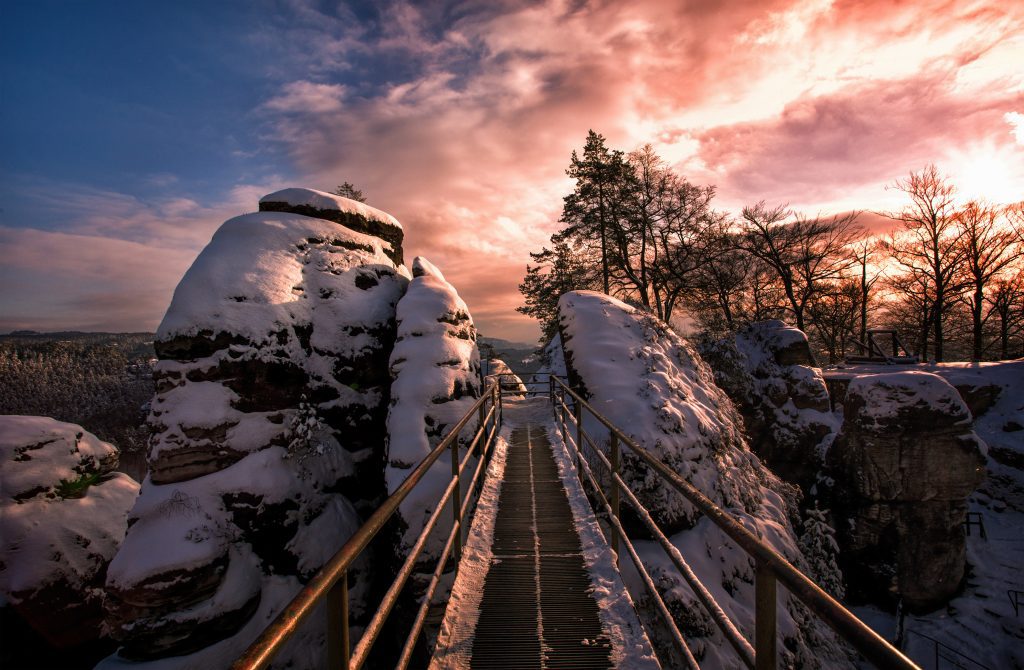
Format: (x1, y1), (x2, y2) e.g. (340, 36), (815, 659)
(905, 630), (992, 670)
(549, 375), (920, 670)
(233, 383), (502, 670)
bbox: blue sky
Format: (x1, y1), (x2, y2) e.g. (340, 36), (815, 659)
(2, 0), (1022, 341)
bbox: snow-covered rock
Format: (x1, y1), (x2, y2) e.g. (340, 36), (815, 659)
(259, 187), (404, 265)
(827, 371), (986, 612)
(485, 358), (526, 396)
(699, 320), (838, 492)
(103, 195), (408, 664)
(0, 416), (139, 648)
(386, 257), (481, 554)
(556, 291), (848, 668)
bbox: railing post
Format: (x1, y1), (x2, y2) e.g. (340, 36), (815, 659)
(574, 396), (584, 474)
(477, 400), (486, 455)
(451, 437), (462, 563)
(327, 572), (350, 669)
(755, 560), (777, 670)
(610, 432), (620, 566)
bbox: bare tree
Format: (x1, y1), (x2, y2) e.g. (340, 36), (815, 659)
(955, 201), (1022, 360)
(985, 270), (1024, 359)
(849, 237), (884, 344)
(808, 279), (861, 363)
(880, 165), (964, 361)
(736, 202), (860, 332)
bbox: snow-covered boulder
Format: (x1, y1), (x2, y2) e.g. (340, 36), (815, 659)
(0, 416), (139, 648)
(259, 187), (404, 265)
(386, 257), (481, 554)
(827, 371), (986, 611)
(556, 292), (848, 668)
(486, 358), (526, 395)
(103, 195), (408, 664)
(699, 320), (838, 492)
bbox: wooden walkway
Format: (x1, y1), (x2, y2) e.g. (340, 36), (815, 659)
(467, 423), (612, 669)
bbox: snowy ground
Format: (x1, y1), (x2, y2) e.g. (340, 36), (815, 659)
(830, 361), (1024, 670)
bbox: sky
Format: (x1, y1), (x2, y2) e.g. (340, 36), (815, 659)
(1, 0), (1022, 343)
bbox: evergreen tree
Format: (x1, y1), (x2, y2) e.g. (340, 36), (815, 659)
(799, 505), (845, 598)
(517, 241), (598, 342)
(333, 181), (366, 202)
(558, 130), (630, 294)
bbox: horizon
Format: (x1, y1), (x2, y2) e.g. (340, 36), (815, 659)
(2, 1), (1022, 342)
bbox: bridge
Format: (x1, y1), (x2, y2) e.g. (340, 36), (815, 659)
(232, 375), (921, 670)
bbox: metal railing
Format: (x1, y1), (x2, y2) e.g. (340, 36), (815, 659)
(233, 382), (503, 670)
(549, 375), (920, 670)
(904, 631), (991, 670)
(489, 370), (555, 398)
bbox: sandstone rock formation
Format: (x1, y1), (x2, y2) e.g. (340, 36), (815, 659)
(556, 292), (848, 669)
(827, 371), (987, 612)
(0, 416), (139, 648)
(486, 358), (526, 395)
(102, 189), (408, 666)
(386, 257), (481, 555)
(700, 320), (838, 492)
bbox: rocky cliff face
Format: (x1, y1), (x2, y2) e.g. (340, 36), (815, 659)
(827, 371), (987, 612)
(0, 416), (139, 649)
(386, 257), (481, 556)
(556, 292), (849, 669)
(700, 320), (838, 493)
(102, 189), (409, 667)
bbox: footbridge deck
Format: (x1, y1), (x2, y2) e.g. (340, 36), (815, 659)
(233, 376), (921, 670)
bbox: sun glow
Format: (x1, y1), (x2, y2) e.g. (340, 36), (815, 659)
(945, 141), (1024, 205)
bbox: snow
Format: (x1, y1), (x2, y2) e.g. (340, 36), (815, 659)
(259, 187), (403, 231)
(485, 358), (527, 394)
(157, 211), (401, 344)
(845, 371), (973, 427)
(543, 406), (661, 669)
(429, 425), (510, 669)
(0, 416), (139, 599)
(828, 359), (1024, 668)
(386, 256), (481, 553)
(556, 291), (850, 668)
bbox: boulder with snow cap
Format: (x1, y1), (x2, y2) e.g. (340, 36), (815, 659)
(699, 320), (838, 492)
(386, 256), (481, 556)
(486, 357), (527, 395)
(828, 371), (986, 611)
(259, 187), (404, 264)
(0, 416), (139, 649)
(555, 291), (850, 668)
(102, 191), (406, 666)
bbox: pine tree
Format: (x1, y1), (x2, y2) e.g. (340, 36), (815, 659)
(333, 181), (366, 203)
(799, 504), (845, 598)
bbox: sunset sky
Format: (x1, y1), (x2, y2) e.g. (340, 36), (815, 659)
(2, 0), (1022, 343)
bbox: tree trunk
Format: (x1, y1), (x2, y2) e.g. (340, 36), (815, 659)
(972, 285), (984, 362)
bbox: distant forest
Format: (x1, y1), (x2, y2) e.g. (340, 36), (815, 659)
(520, 131), (1024, 363)
(0, 332), (155, 454)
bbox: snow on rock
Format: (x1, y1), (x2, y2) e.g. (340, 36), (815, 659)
(699, 320), (838, 492)
(0, 416), (139, 648)
(826, 371), (986, 612)
(556, 291), (849, 669)
(386, 256), (481, 555)
(485, 358), (527, 396)
(103, 194), (408, 664)
(259, 187), (404, 265)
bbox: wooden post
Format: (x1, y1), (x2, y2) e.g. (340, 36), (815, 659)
(610, 432), (620, 565)
(574, 396), (584, 476)
(451, 438), (462, 563)
(755, 560), (777, 670)
(327, 573), (350, 669)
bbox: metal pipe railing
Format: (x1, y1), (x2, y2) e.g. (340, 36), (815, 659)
(549, 376), (919, 670)
(233, 383), (502, 670)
